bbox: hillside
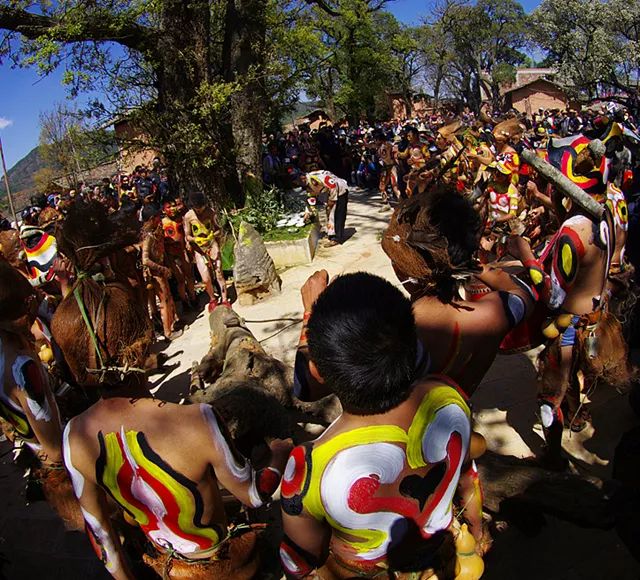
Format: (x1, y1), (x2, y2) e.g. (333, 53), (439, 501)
(0, 145), (46, 199)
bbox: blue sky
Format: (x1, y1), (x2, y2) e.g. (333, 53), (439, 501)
(0, 0), (542, 170)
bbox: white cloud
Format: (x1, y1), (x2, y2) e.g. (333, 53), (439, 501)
(0, 117), (13, 130)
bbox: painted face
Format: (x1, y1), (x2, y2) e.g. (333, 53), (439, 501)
(163, 201), (179, 219)
(20, 227), (57, 287)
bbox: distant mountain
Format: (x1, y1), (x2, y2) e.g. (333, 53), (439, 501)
(0, 132), (119, 212)
(0, 145), (47, 198)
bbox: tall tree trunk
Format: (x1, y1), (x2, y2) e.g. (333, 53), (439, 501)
(223, 0), (267, 200)
(434, 64), (444, 108)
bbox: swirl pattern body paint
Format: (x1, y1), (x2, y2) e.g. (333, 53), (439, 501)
(281, 385), (470, 573)
(95, 426), (222, 555)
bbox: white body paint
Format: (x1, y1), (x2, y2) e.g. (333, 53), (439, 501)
(62, 421), (85, 498)
(81, 507), (122, 574)
(321, 442), (407, 561)
(12, 355), (52, 422)
(318, 404), (470, 561)
(421, 404), (470, 534)
(200, 404), (263, 507)
(117, 426), (203, 554)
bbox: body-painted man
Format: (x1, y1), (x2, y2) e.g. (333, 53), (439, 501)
(302, 171), (349, 246)
(162, 198), (196, 309)
(141, 203), (181, 341)
(397, 127), (431, 196)
(506, 183), (630, 468)
(63, 366), (292, 579)
(486, 159), (521, 226)
(281, 273), (478, 579)
(375, 131), (400, 208)
(183, 192), (228, 306)
(492, 119), (524, 186)
(0, 259), (82, 530)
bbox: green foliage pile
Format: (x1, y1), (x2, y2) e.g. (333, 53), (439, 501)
(225, 183), (284, 236)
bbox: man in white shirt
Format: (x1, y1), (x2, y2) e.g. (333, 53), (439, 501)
(302, 170), (349, 246)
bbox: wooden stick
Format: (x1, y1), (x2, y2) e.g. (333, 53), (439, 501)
(0, 136), (18, 225)
(521, 149), (604, 220)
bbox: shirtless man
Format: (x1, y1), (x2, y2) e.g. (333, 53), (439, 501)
(506, 187), (615, 468)
(375, 131), (400, 208)
(63, 370), (292, 578)
(183, 191), (228, 306)
(0, 259), (81, 529)
(141, 203), (181, 341)
(281, 273), (474, 579)
(162, 198), (196, 309)
(492, 119), (524, 186)
(396, 127), (430, 196)
(484, 159), (522, 239)
(381, 189), (535, 395)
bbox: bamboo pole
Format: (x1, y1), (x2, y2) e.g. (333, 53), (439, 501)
(0, 136), (18, 225)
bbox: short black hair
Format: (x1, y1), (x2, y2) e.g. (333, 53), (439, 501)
(189, 191), (207, 208)
(307, 272), (417, 415)
(141, 202), (161, 221)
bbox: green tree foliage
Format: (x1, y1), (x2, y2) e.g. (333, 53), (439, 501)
(292, 0), (424, 122)
(0, 0), (270, 206)
(420, 0), (528, 111)
(531, 0), (640, 105)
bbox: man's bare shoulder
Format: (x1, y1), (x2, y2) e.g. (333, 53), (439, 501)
(69, 399), (207, 440)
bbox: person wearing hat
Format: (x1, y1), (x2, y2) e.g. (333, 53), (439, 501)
(485, 155), (521, 231)
(492, 119), (524, 186)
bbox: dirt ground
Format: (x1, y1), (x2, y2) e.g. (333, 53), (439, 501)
(1, 188), (639, 579)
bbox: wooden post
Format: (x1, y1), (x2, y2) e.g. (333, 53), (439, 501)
(0, 136), (18, 225)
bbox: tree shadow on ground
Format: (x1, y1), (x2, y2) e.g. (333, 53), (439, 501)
(472, 352), (545, 457)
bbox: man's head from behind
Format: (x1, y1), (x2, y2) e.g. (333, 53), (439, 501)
(307, 272), (417, 415)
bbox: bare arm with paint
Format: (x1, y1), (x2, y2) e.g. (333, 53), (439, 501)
(63, 421), (134, 580)
(12, 357), (63, 463)
(200, 404), (292, 507)
(280, 509), (331, 578)
(293, 271), (331, 402)
(475, 265), (536, 317)
(141, 233), (170, 277)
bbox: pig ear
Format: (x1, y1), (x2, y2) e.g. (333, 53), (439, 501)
(521, 149), (604, 220)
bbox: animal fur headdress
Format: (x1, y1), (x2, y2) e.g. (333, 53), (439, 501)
(492, 118), (526, 141)
(437, 120), (463, 141)
(381, 186), (482, 302)
(56, 201), (140, 272)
